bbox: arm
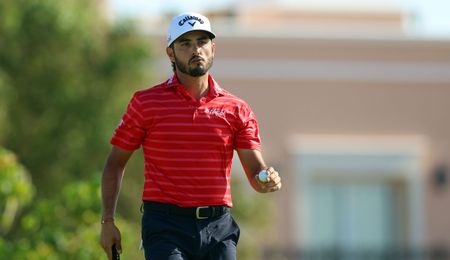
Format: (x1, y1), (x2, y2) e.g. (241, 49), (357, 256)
(236, 149), (282, 193)
(100, 146), (133, 259)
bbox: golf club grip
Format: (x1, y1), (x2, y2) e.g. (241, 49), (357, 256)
(112, 244), (120, 260)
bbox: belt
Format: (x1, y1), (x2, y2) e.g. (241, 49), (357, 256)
(143, 201), (230, 220)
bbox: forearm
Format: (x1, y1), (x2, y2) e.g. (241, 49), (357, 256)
(101, 146), (133, 221)
(237, 149), (267, 193)
(101, 161), (125, 220)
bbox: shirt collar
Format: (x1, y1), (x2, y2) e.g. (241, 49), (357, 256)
(165, 73), (225, 97)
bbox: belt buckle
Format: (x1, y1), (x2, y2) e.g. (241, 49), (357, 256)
(196, 206), (209, 219)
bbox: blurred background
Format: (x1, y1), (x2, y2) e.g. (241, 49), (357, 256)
(1, 0), (450, 259)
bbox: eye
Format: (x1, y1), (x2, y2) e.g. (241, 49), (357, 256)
(198, 40), (207, 46)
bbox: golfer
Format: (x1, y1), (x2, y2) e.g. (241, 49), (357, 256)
(100, 12), (282, 260)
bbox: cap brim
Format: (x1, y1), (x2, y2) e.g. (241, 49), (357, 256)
(168, 30), (216, 47)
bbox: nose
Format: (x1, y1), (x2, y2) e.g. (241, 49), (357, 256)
(192, 44), (201, 55)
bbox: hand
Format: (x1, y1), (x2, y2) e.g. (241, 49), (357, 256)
(257, 167), (282, 192)
(100, 222), (122, 260)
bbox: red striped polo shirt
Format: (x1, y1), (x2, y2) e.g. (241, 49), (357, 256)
(110, 74), (261, 207)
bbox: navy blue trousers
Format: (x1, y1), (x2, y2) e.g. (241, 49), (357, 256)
(141, 205), (240, 260)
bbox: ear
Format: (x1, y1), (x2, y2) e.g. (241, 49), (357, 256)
(211, 41), (216, 56)
(166, 47), (175, 62)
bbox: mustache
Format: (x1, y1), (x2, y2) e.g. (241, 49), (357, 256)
(189, 55), (204, 63)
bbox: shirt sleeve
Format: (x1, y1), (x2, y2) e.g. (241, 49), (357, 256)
(234, 104), (262, 150)
(110, 92), (146, 151)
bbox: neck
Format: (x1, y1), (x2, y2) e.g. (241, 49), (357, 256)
(176, 71), (209, 101)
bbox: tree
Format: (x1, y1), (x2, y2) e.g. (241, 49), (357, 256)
(0, 148), (34, 237)
(0, 147), (144, 259)
(0, 0), (152, 257)
(0, 0), (152, 195)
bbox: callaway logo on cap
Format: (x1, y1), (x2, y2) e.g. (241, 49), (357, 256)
(167, 12), (216, 47)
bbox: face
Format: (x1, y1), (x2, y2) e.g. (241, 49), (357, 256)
(167, 31), (215, 77)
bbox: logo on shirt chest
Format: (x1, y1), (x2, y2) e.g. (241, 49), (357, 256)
(204, 107), (226, 117)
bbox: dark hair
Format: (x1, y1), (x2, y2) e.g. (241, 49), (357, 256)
(169, 45), (176, 72)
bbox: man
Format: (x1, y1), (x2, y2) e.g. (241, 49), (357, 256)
(100, 12), (282, 260)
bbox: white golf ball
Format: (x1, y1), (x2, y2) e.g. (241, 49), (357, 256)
(258, 170), (269, 183)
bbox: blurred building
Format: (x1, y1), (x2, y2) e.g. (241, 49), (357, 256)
(109, 0), (450, 258)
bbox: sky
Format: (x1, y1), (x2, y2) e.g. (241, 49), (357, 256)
(109, 0), (450, 37)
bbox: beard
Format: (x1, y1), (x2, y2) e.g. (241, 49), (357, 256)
(174, 53), (214, 77)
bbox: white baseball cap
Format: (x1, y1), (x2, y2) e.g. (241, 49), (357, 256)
(167, 12), (216, 47)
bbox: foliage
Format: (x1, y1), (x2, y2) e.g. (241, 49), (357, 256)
(0, 71), (10, 128)
(0, 148), (143, 259)
(0, 0), (152, 194)
(0, 0), (151, 258)
(0, 148), (34, 236)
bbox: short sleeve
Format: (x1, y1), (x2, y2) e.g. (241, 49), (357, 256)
(234, 105), (261, 150)
(110, 93), (146, 151)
